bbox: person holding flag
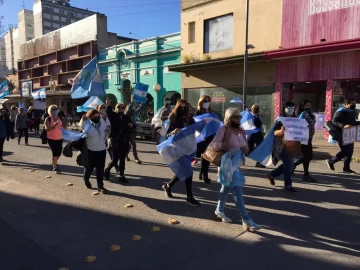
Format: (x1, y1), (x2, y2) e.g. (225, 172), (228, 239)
(195, 95), (214, 183)
(161, 99), (202, 207)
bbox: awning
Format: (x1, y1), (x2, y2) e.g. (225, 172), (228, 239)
(169, 53), (264, 72)
(264, 38), (360, 60)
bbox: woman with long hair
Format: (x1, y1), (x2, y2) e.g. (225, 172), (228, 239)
(44, 105), (63, 174)
(162, 99), (200, 207)
(195, 95), (213, 183)
(80, 109), (110, 193)
(212, 108), (262, 231)
(293, 100), (316, 182)
(267, 101), (298, 192)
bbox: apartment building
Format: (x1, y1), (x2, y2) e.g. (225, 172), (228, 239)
(0, 38), (7, 79)
(33, 0), (96, 37)
(4, 25), (20, 72)
(169, 0), (283, 133)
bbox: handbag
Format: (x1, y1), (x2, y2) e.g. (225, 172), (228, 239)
(203, 127), (231, 167)
(283, 140), (302, 157)
(40, 117), (50, 144)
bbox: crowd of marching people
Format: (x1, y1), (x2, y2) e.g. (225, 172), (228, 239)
(0, 94), (358, 232)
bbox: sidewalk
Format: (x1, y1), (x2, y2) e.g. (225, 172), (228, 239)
(312, 140), (360, 162)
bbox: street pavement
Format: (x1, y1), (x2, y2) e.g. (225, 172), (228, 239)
(0, 133), (359, 270)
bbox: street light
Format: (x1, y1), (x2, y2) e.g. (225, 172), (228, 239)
(243, 0), (250, 111)
(153, 83), (161, 110)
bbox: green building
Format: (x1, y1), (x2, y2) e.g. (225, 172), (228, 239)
(97, 33), (181, 113)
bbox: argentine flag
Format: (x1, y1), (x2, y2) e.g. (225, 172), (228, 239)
(193, 113), (223, 143)
(133, 82), (149, 103)
(0, 80), (10, 100)
(157, 121), (205, 181)
(71, 57), (105, 99)
(248, 122), (277, 167)
(77, 96), (104, 113)
(31, 88), (46, 100)
(61, 122), (91, 141)
(241, 109), (262, 139)
(219, 149), (246, 187)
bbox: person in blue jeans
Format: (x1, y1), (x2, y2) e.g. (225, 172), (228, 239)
(212, 108), (262, 231)
(267, 101), (298, 193)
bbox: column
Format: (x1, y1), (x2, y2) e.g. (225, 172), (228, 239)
(324, 79), (334, 140)
(274, 82), (282, 119)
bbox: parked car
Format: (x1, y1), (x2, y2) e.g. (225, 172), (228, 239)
(135, 116), (152, 139)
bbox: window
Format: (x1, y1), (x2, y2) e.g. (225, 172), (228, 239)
(53, 15), (60, 21)
(68, 12), (75, 17)
(54, 8), (59, 13)
(53, 23), (60, 28)
(66, 18), (71, 23)
(44, 21), (52, 27)
(44, 29), (52, 34)
(204, 14), (233, 53)
(77, 13), (83, 18)
(188, 22), (195, 43)
(61, 17), (67, 22)
(43, 6), (54, 12)
(60, 10), (68, 15)
(43, 13), (51, 19)
(26, 24), (33, 28)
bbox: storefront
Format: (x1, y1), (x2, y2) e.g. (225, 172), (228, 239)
(185, 84), (275, 134)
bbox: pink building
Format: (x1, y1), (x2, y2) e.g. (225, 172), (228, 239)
(265, 0), (360, 138)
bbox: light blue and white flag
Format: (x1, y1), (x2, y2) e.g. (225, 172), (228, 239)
(159, 119), (171, 144)
(61, 122), (91, 141)
(71, 57), (105, 99)
(241, 109), (262, 139)
(31, 88), (46, 100)
(248, 121), (277, 167)
(76, 96), (104, 113)
(157, 121), (205, 181)
(193, 113), (223, 143)
(0, 80), (10, 100)
(133, 82), (149, 103)
(230, 97), (243, 104)
(219, 149), (245, 187)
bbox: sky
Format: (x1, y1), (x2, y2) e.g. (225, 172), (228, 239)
(0, 0), (181, 39)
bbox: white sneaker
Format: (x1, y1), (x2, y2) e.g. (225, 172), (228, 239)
(242, 219), (262, 232)
(215, 210), (232, 223)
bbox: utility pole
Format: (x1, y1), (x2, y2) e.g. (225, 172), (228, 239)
(243, 0), (250, 111)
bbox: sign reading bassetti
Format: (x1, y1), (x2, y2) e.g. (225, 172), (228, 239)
(279, 117), (309, 145)
(309, 0), (360, 16)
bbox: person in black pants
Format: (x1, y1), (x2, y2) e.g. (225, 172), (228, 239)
(247, 104), (266, 168)
(104, 100), (134, 182)
(162, 99), (200, 207)
(326, 98), (358, 174)
(15, 107), (29, 145)
(293, 100), (316, 182)
(0, 108), (11, 162)
(195, 95), (213, 183)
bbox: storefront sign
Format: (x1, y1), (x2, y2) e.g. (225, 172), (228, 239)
(21, 80), (32, 97)
(343, 126), (357, 145)
(309, 0), (360, 16)
(279, 117), (309, 145)
(212, 91), (226, 103)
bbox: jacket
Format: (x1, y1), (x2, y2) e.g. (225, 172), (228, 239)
(0, 119), (10, 139)
(106, 106), (133, 139)
(332, 108), (357, 130)
(15, 114), (28, 129)
(63, 138), (89, 168)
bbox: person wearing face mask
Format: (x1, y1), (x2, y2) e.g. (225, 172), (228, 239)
(267, 101), (298, 193)
(162, 99), (201, 207)
(15, 107), (29, 146)
(44, 105), (63, 174)
(247, 104), (266, 168)
(195, 95), (213, 183)
(0, 109), (11, 163)
(326, 98), (358, 174)
(211, 108), (262, 231)
(104, 99), (134, 182)
(80, 109), (110, 193)
(293, 100), (316, 182)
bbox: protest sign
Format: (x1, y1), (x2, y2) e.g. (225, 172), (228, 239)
(279, 117), (309, 145)
(33, 101), (46, 110)
(343, 126), (356, 145)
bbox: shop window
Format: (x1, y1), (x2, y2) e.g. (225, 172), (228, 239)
(204, 14), (233, 53)
(188, 22), (195, 44)
(334, 80), (360, 120)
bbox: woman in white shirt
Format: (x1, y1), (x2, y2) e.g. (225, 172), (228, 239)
(80, 109), (110, 193)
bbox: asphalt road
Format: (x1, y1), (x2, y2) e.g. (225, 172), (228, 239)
(0, 134), (359, 270)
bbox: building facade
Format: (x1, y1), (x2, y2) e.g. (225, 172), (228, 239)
(170, 0), (283, 133)
(98, 33), (181, 114)
(264, 0), (360, 139)
(33, 0), (96, 37)
(0, 38), (7, 79)
(9, 14), (133, 111)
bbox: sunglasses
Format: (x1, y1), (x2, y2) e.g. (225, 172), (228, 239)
(286, 107), (295, 109)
